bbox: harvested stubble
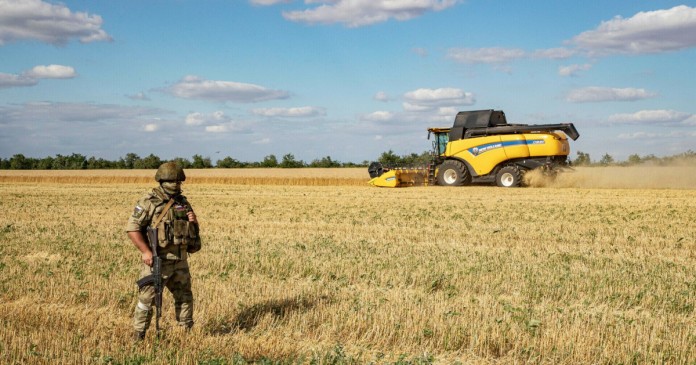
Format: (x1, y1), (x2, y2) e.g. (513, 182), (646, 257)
(0, 172), (694, 364)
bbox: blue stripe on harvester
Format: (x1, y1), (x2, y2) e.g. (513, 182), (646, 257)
(468, 139), (544, 156)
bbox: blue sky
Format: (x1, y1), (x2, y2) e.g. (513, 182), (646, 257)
(1, 0), (695, 163)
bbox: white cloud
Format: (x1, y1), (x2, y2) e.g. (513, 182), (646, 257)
(185, 110), (252, 133)
(447, 47), (526, 64)
(0, 64), (76, 88)
(361, 111), (395, 122)
(185, 112), (206, 126)
(570, 5), (696, 55)
(25, 65), (76, 79)
(0, 72), (36, 88)
(165, 76), (290, 103)
(403, 87), (475, 110)
(250, 106), (326, 117)
(532, 48), (577, 59)
(0, 0), (112, 46)
(205, 125), (229, 133)
(608, 110), (692, 125)
(566, 87), (657, 103)
(282, 0), (458, 27)
(558, 64), (592, 77)
(144, 124), (159, 132)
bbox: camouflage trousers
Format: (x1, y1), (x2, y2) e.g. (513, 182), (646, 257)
(133, 258), (194, 333)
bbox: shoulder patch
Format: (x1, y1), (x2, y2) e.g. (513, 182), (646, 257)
(132, 205), (145, 218)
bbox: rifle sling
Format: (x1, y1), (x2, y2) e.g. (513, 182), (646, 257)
(152, 198), (175, 229)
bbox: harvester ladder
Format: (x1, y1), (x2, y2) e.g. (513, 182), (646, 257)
(427, 163), (436, 186)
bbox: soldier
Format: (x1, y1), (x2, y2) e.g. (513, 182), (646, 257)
(126, 162), (201, 341)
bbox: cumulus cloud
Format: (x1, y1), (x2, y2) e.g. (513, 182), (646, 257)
(144, 123), (159, 132)
(447, 47), (526, 64)
(361, 111), (395, 122)
(608, 110), (693, 125)
(569, 5), (696, 55)
(403, 87), (475, 110)
(164, 76), (290, 103)
(282, 0), (458, 27)
(25, 65), (76, 79)
(0, 64), (76, 88)
(558, 63), (592, 77)
(185, 111), (251, 133)
(250, 106), (326, 117)
(0, 72), (36, 88)
(0, 0), (112, 46)
(566, 87), (657, 103)
(532, 48), (577, 59)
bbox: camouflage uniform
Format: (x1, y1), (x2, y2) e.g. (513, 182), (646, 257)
(126, 184), (199, 336)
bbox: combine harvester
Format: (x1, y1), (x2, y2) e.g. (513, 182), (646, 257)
(368, 109), (579, 188)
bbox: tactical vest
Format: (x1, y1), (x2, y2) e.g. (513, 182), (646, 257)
(151, 196), (199, 249)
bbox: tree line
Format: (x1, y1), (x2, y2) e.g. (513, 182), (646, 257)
(572, 150), (696, 166)
(1, 150), (693, 170)
(0, 152), (368, 170)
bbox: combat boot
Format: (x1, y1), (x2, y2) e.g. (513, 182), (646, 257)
(133, 331), (146, 342)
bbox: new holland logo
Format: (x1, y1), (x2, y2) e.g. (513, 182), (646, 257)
(470, 143), (503, 156)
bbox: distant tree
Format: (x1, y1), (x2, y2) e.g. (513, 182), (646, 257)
(36, 156), (55, 169)
(627, 154), (642, 165)
(134, 154), (162, 169)
(574, 151), (591, 166)
(310, 156), (341, 168)
(0, 158), (9, 169)
(261, 154), (278, 168)
(401, 151), (432, 166)
(87, 157), (116, 169)
(9, 154), (30, 170)
(599, 153), (614, 166)
(216, 156), (244, 168)
(190, 154), (212, 169)
(378, 150), (400, 166)
(121, 153), (140, 169)
(280, 153), (305, 168)
(171, 157), (192, 169)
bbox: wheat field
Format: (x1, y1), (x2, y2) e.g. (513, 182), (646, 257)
(0, 167), (694, 364)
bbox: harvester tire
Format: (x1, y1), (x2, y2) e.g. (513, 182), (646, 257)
(436, 160), (470, 186)
(496, 165), (522, 187)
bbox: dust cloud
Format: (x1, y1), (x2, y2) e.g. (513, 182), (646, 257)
(524, 164), (696, 189)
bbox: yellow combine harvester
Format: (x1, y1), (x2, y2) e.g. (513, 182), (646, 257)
(368, 109), (580, 188)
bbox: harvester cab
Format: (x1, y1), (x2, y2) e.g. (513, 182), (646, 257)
(368, 109), (579, 188)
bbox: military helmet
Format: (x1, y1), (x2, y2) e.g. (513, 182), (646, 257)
(155, 162), (186, 182)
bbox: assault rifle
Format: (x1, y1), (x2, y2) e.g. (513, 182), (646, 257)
(136, 226), (163, 337)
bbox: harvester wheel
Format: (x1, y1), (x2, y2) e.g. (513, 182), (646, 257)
(436, 160), (470, 186)
(496, 165), (522, 187)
